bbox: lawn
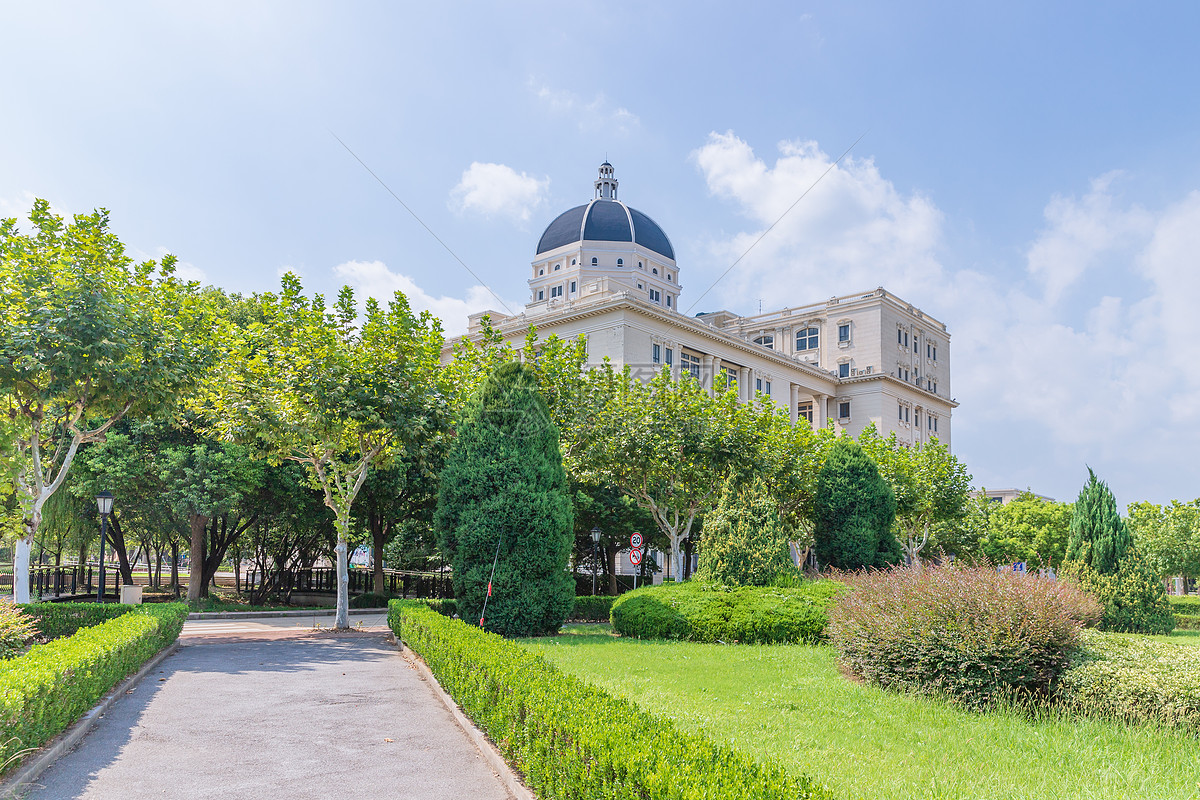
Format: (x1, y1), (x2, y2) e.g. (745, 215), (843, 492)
(519, 625), (1200, 800)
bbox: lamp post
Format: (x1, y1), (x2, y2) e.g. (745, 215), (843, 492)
(590, 527), (601, 596)
(95, 491), (114, 603)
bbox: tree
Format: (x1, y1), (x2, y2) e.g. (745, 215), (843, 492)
(1065, 468), (1132, 575)
(696, 477), (793, 586)
(979, 491), (1073, 569)
(570, 481), (660, 595)
(0, 200), (210, 601)
(1128, 499), (1200, 585)
(435, 362), (574, 635)
(206, 275), (442, 627)
(813, 437), (898, 570)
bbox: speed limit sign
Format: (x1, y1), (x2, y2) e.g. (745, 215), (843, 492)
(630, 532), (644, 548)
(629, 548), (643, 566)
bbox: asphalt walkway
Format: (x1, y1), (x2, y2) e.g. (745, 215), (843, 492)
(21, 622), (517, 799)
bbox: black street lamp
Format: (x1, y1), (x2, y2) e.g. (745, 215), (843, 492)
(590, 526), (602, 596)
(95, 491), (114, 603)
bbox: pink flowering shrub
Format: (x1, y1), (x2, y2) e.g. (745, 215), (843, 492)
(826, 564), (1103, 707)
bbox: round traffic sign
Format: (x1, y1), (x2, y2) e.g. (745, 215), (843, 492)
(629, 549), (643, 566)
(630, 532), (644, 548)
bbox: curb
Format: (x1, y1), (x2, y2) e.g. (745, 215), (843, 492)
(392, 636), (535, 800)
(187, 608), (387, 620)
(0, 641), (181, 800)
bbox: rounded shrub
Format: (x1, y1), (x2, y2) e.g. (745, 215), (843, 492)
(826, 564), (1103, 707)
(610, 580), (845, 644)
(1061, 551), (1176, 635)
(696, 478), (793, 587)
(813, 438), (899, 570)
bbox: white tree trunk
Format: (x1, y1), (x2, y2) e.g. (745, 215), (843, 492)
(14, 535), (32, 603)
(334, 539), (349, 629)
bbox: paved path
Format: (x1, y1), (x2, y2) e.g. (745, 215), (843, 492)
(21, 628), (516, 800)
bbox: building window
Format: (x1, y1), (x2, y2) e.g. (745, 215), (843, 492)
(753, 335), (774, 349)
(617, 258), (624, 266)
(932, 346), (937, 361)
(550, 285), (563, 298)
(591, 257), (598, 266)
(653, 344), (661, 364)
(665, 348), (673, 366)
(796, 327), (819, 351)
(680, 352), (700, 379)
(764, 380), (771, 396)
(538, 268), (544, 275)
(667, 295), (672, 308)
(934, 417), (938, 432)
(915, 411), (920, 426)
(838, 323), (850, 343)
(638, 261), (643, 269)
(570, 280), (577, 294)
(932, 382), (938, 394)
(724, 366), (738, 386)
(838, 363), (850, 378)
(653, 267), (658, 275)
(898, 403), (904, 421)
(554, 264), (561, 271)
(571, 258), (577, 266)
(537, 289), (544, 301)
(906, 406), (911, 423)
(756, 377), (762, 393)
(798, 401), (814, 424)
(905, 331), (909, 347)
(839, 401), (851, 419)
(667, 273), (673, 282)
(926, 343), (931, 359)
(904, 369), (909, 381)
(649, 288), (661, 302)
(898, 329), (903, 344)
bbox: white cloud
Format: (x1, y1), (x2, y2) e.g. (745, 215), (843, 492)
(529, 81), (641, 135)
(333, 259), (519, 337)
(694, 131), (1200, 503)
(450, 162), (549, 224)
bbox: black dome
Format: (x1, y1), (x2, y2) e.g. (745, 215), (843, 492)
(536, 199), (675, 260)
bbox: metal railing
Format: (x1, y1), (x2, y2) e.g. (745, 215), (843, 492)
(243, 567), (453, 599)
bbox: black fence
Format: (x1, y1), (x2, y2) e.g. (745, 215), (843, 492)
(244, 567), (454, 599)
(30, 564), (120, 601)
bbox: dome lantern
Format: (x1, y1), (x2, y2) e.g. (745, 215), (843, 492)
(595, 161), (618, 200)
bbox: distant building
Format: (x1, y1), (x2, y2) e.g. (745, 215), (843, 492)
(444, 162), (958, 446)
(976, 488), (1057, 505)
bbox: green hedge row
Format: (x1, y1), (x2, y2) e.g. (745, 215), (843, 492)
(610, 581), (845, 644)
(0, 603), (188, 774)
(1174, 614), (1200, 630)
(389, 601), (831, 800)
(1168, 596), (1200, 615)
(1057, 629), (1200, 730)
(422, 596), (615, 623)
(18, 602), (133, 641)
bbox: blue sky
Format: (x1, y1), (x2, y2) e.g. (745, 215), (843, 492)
(4, 2), (1199, 506)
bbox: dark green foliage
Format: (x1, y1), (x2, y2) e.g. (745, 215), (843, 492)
(425, 598), (458, 617)
(435, 362), (574, 636)
(567, 595), (612, 622)
(696, 479), (793, 587)
(349, 593), (395, 609)
(389, 600), (832, 800)
(1062, 552), (1176, 635)
(1057, 629), (1200, 730)
(0, 603), (187, 774)
(1169, 595), (1200, 615)
(610, 581), (845, 644)
(1066, 468), (1133, 575)
(0, 603), (36, 660)
(813, 438), (899, 569)
(826, 565), (1104, 708)
(1175, 614), (1200, 630)
(18, 602), (133, 641)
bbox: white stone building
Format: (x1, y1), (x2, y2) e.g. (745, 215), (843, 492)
(444, 163), (957, 447)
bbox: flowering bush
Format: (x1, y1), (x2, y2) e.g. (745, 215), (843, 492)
(826, 564), (1103, 707)
(0, 603), (36, 660)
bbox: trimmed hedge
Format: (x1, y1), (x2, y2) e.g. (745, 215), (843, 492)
(568, 595), (614, 622)
(826, 564), (1103, 708)
(1168, 595), (1200, 615)
(0, 603), (188, 773)
(1057, 629), (1200, 730)
(18, 602), (133, 641)
(389, 601), (832, 800)
(349, 593), (396, 609)
(1174, 614), (1200, 630)
(610, 581), (845, 644)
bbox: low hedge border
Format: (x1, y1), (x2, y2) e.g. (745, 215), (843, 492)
(422, 596), (616, 623)
(18, 602), (133, 641)
(1056, 629), (1200, 730)
(1173, 614), (1200, 630)
(1167, 596), (1200, 615)
(0, 603), (188, 773)
(389, 600), (832, 800)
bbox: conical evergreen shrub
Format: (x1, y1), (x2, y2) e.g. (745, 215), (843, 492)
(1065, 467), (1133, 575)
(813, 438), (899, 570)
(696, 478), (793, 587)
(435, 362), (574, 636)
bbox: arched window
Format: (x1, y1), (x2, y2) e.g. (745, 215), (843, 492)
(554, 264), (561, 271)
(652, 267), (659, 275)
(617, 258), (624, 266)
(571, 258), (577, 266)
(667, 273), (673, 282)
(753, 335), (774, 350)
(591, 257), (598, 266)
(796, 327), (819, 351)
(538, 268), (544, 276)
(638, 261), (643, 269)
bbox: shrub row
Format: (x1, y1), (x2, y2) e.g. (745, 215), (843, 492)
(0, 603), (188, 774)
(1174, 614), (1200, 630)
(826, 564), (1103, 708)
(1167, 595), (1200, 615)
(568, 595), (615, 622)
(389, 601), (831, 800)
(610, 581), (845, 645)
(349, 592), (395, 609)
(18, 602), (133, 641)
(1056, 629), (1200, 730)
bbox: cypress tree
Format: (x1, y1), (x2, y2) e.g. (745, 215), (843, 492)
(1065, 468), (1133, 575)
(813, 438), (899, 570)
(696, 478), (793, 587)
(435, 362), (574, 636)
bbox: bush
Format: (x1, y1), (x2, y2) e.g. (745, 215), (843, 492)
(349, 592), (395, 609)
(435, 362), (574, 636)
(1057, 629), (1200, 730)
(0, 603), (187, 774)
(389, 600), (831, 800)
(1168, 595), (1200, 615)
(567, 595), (613, 622)
(826, 564), (1103, 708)
(696, 478), (794, 587)
(18, 602), (133, 641)
(813, 438), (899, 570)
(1175, 614), (1200, 630)
(1062, 552), (1176, 635)
(0, 603), (36, 660)
(610, 580), (845, 644)
(425, 598), (458, 617)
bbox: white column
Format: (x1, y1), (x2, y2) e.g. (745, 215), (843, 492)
(701, 354), (714, 395)
(711, 357), (723, 393)
(813, 393), (827, 430)
(789, 384), (800, 424)
(738, 367), (750, 402)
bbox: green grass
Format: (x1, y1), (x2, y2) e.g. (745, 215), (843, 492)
(519, 625), (1200, 800)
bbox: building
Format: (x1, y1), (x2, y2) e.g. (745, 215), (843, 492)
(444, 162), (957, 446)
(977, 488), (1057, 505)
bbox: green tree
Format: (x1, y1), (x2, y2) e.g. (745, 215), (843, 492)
(0, 200), (210, 601)
(1128, 499), (1200, 584)
(813, 437), (898, 570)
(696, 478), (793, 586)
(570, 481), (659, 595)
(979, 491), (1073, 569)
(435, 362), (574, 635)
(206, 275), (442, 627)
(1065, 468), (1132, 575)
